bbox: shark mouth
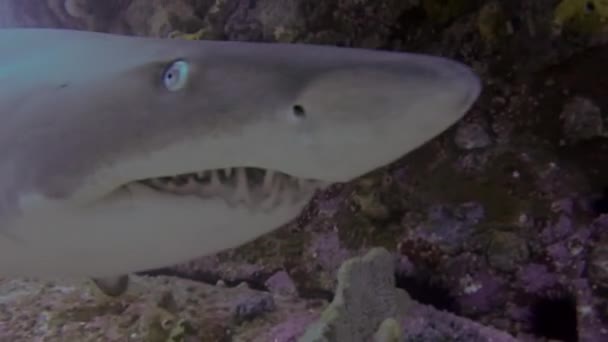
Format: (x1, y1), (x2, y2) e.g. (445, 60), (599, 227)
(138, 167), (329, 209)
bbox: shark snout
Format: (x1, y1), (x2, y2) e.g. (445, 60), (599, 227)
(384, 54), (481, 130)
(435, 57), (482, 114)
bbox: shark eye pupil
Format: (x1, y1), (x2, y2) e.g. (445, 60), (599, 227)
(293, 104), (306, 118)
(163, 59), (189, 92)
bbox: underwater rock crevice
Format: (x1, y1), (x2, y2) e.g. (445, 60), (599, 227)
(529, 288), (579, 342)
(139, 268), (336, 301)
(139, 268), (272, 292)
(394, 272), (460, 314)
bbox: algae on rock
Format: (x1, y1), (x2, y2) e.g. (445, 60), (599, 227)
(554, 0), (608, 35)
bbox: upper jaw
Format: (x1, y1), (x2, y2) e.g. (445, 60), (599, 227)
(132, 166), (331, 211)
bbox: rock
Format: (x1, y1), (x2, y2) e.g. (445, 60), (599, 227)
(234, 292), (276, 322)
(560, 96), (604, 143)
(265, 271), (299, 297)
(589, 233), (608, 290)
(0, 276), (319, 341)
(455, 122), (493, 150)
(485, 231), (530, 273)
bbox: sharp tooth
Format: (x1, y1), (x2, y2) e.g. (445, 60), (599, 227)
(234, 168), (250, 203)
(144, 179), (165, 190)
(195, 171), (211, 184)
(297, 178), (306, 189)
(261, 177), (281, 210)
(290, 178), (311, 203)
(199, 170), (221, 195)
(316, 180), (332, 189)
(262, 170), (275, 192)
(174, 175), (189, 187)
(210, 171), (221, 188)
(154, 177), (177, 191)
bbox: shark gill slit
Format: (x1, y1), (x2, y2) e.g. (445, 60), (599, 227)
(134, 167), (328, 209)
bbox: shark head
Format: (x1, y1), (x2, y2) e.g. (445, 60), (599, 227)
(0, 28), (480, 277)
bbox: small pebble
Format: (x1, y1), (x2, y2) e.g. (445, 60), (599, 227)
(455, 122), (492, 150)
(560, 96), (604, 143)
(265, 271), (298, 297)
(589, 236), (608, 291)
(233, 293), (275, 322)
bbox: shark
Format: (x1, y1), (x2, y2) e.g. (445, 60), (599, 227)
(0, 28), (481, 296)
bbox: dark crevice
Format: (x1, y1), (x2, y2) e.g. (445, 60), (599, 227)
(139, 268), (335, 301)
(530, 290), (578, 342)
(297, 287), (334, 302)
(384, 6), (431, 51)
(394, 273), (459, 314)
(138, 268), (271, 292)
(591, 187), (608, 216)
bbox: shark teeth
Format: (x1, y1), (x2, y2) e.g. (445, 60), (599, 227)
(261, 175), (282, 210)
(233, 168), (250, 203)
(262, 170), (275, 192)
(210, 170), (221, 190)
(139, 167), (327, 209)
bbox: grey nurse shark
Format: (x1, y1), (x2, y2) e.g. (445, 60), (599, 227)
(0, 28), (480, 295)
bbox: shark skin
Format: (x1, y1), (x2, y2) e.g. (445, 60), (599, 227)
(0, 28), (481, 293)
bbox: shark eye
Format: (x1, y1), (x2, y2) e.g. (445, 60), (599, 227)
(162, 59), (189, 91)
(292, 104), (306, 118)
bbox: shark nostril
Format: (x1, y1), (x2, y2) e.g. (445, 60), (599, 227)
(292, 104), (306, 118)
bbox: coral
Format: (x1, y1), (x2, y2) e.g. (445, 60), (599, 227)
(299, 247), (518, 342)
(0, 275), (326, 341)
(298, 248), (412, 342)
(373, 318), (402, 342)
(0, 249), (521, 342)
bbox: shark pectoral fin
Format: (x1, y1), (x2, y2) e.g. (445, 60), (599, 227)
(90, 275), (130, 297)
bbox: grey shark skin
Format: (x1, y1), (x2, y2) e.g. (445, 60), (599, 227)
(0, 28), (481, 280)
